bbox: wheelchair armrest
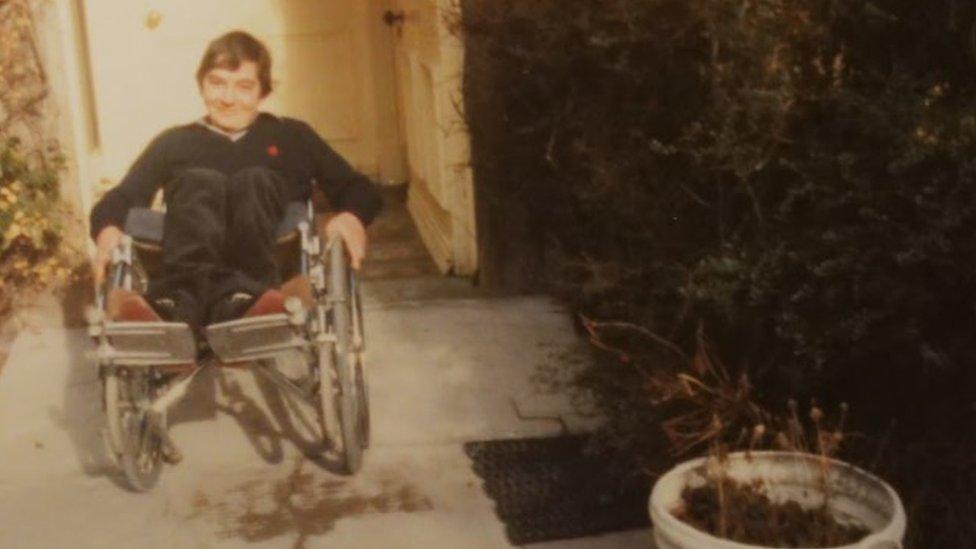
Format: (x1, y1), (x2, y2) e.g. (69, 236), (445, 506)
(124, 208), (165, 244)
(276, 202), (310, 240)
(122, 202), (310, 245)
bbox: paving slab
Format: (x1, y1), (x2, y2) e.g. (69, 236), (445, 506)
(0, 288), (649, 548)
(528, 530), (653, 549)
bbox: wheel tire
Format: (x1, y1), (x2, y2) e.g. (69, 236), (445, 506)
(316, 331), (367, 473)
(355, 356), (370, 449)
(351, 282), (370, 449)
(104, 370), (162, 492)
(104, 374), (125, 457)
(338, 391), (363, 474)
(318, 239), (369, 474)
(334, 305), (364, 475)
(316, 343), (339, 449)
(316, 342), (363, 474)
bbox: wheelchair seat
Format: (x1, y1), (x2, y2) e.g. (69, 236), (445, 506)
(124, 201), (310, 245)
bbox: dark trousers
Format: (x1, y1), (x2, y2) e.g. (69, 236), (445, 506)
(147, 166), (285, 327)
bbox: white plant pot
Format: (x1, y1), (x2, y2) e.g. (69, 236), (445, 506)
(649, 451), (906, 549)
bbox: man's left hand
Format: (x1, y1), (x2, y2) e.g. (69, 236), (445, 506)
(324, 212), (368, 270)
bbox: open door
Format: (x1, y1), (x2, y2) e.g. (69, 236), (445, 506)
(388, 0), (477, 276)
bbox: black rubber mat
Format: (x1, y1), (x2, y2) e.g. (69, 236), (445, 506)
(464, 436), (650, 545)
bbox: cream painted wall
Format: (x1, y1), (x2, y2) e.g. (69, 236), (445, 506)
(30, 1), (91, 222)
(395, 0), (477, 275)
(16, 0), (102, 257)
(437, 0), (477, 276)
(366, 0), (407, 185)
(80, 0), (401, 193)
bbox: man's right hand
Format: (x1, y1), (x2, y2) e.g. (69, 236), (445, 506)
(92, 225), (124, 286)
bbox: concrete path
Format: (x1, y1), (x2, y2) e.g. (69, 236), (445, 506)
(0, 282), (651, 548)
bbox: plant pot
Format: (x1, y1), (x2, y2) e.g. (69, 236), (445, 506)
(649, 451), (906, 549)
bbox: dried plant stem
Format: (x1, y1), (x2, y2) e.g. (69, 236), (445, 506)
(580, 315), (691, 362)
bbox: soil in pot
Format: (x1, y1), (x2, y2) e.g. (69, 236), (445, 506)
(673, 477), (870, 547)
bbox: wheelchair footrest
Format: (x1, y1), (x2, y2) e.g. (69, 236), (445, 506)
(101, 321), (197, 365)
(205, 314), (307, 363)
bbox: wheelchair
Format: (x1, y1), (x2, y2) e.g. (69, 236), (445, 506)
(86, 202), (370, 491)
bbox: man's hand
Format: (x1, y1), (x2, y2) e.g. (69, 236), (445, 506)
(92, 225), (124, 286)
(324, 212), (368, 270)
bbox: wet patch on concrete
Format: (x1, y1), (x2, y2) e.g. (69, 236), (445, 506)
(187, 458), (434, 548)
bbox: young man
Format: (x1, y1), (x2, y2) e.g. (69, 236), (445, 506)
(89, 30), (382, 328)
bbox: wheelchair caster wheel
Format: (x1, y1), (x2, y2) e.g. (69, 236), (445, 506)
(104, 371), (164, 492)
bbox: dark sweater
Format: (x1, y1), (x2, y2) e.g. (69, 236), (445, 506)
(89, 112), (382, 240)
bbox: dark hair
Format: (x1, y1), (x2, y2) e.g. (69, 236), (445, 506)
(196, 31), (272, 97)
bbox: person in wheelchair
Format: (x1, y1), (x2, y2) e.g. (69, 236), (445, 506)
(89, 30), (381, 330)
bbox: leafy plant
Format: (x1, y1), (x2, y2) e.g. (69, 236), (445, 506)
(0, 137), (77, 314)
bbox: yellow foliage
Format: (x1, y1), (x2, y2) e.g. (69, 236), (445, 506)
(4, 222), (21, 240)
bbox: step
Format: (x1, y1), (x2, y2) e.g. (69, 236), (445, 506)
(359, 257), (443, 281)
(367, 209), (421, 241)
(360, 276), (483, 304)
(367, 239), (435, 262)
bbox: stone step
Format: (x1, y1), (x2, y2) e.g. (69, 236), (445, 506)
(361, 183), (441, 281)
(368, 209), (420, 241)
(368, 238), (434, 262)
(360, 257), (442, 280)
(360, 276), (483, 304)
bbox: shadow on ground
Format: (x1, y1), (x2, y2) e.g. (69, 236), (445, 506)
(187, 457), (433, 549)
(58, 336), (348, 490)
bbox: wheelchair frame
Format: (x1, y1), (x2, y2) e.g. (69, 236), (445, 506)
(86, 208), (370, 491)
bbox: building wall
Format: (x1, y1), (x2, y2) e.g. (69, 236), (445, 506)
(396, 0), (477, 276)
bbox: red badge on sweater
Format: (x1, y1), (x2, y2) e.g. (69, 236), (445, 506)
(267, 144), (279, 157)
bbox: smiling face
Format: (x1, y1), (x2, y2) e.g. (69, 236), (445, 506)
(200, 60), (263, 132)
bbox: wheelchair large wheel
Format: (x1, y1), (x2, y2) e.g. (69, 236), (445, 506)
(316, 342), (362, 474)
(318, 247), (369, 474)
(104, 369), (163, 491)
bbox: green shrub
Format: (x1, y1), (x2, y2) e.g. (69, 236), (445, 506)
(465, 0), (976, 418)
(463, 0), (976, 545)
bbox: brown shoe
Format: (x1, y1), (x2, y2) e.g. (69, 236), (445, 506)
(243, 289), (286, 317)
(106, 289), (162, 322)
